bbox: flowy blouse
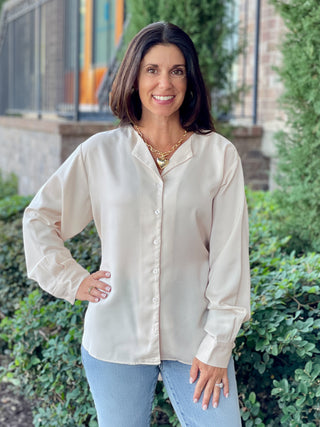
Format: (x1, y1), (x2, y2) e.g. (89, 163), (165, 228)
(23, 125), (251, 368)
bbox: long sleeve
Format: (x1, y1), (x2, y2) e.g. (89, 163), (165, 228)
(23, 144), (93, 304)
(195, 144), (251, 368)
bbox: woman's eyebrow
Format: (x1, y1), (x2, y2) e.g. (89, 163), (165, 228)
(143, 63), (186, 68)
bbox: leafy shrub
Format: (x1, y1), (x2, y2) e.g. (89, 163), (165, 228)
(0, 195), (34, 320)
(0, 196), (102, 425)
(269, 0), (320, 253)
(0, 170), (18, 199)
(0, 291), (97, 427)
(0, 194), (32, 220)
(237, 190), (320, 426)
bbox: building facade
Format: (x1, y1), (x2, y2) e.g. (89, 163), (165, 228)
(0, 0), (286, 193)
(233, 0), (286, 188)
(0, 0), (124, 117)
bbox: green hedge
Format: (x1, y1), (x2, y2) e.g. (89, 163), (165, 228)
(237, 192), (320, 426)
(269, 0), (320, 253)
(1, 191), (320, 426)
(0, 170), (18, 199)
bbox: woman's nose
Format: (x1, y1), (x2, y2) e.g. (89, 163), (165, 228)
(158, 72), (172, 88)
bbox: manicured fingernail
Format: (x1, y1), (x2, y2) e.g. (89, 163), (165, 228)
(225, 393), (229, 398)
(193, 398), (198, 403)
(189, 377), (194, 384)
(202, 404), (208, 411)
(213, 402), (218, 408)
(101, 293), (107, 298)
(105, 272), (111, 277)
(95, 298), (99, 302)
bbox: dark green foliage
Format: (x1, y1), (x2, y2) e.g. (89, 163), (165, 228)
(0, 204), (101, 425)
(0, 292), (97, 427)
(152, 382), (180, 426)
(0, 195), (33, 319)
(0, 194), (32, 220)
(269, 0), (320, 252)
(0, 170), (18, 199)
(1, 191), (320, 425)
(0, 0), (7, 14)
(124, 0), (241, 117)
(237, 190), (320, 426)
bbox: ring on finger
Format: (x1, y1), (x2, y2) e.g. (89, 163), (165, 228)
(215, 382), (223, 388)
(88, 286), (93, 295)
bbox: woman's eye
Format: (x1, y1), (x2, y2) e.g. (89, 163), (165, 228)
(172, 68), (185, 77)
(146, 67), (157, 74)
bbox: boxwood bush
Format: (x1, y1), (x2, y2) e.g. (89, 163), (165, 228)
(237, 192), (320, 426)
(1, 190), (320, 426)
(0, 170), (18, 199)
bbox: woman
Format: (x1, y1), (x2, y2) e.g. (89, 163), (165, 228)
(23, 22), (250, 426)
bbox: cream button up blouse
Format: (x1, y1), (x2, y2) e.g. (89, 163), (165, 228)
(23, 125), (251, 369)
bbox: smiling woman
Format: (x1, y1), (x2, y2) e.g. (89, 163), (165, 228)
(137, 44), (187, 128)
(23, 22), (250, 427)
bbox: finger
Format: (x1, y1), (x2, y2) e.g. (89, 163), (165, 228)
(76, 271), (112, 302)
(92, 271), (112, 293)
(193, 374), (208, 404)
(223, 372), (229, 398)
(88, 284), (110, 300)
(92, 270), (111, 286)
(91, 270), (111, 279)
(212, 380), (223, 408)
(190, 358), (199, 384)
(202, 379), (215, 410)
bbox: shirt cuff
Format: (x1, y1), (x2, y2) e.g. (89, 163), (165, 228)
(28, 254), (90, 304)
(195, 334), (235, 368)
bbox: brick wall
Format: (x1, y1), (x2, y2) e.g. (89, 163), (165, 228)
(232, 125), (269, 190)
(235, 1), (286, 125)
(233, 0), (287, 189)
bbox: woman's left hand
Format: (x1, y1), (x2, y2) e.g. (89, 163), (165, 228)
(190, 357), (229, 410)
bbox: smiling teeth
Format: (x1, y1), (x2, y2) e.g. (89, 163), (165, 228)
(153, 95), (174, 101)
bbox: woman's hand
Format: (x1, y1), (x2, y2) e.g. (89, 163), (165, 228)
(76, 270), (112, 303)
(190, 357), (229, 410)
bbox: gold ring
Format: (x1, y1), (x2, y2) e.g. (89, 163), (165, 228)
(88, 286), (93, 295)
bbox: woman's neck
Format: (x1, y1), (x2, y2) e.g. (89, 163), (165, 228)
(137, 116), (185, 151)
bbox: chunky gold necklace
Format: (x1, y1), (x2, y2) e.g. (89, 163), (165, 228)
(134, 125), (187, 169)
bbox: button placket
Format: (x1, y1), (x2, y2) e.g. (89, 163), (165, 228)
(150, 180), (163, 342)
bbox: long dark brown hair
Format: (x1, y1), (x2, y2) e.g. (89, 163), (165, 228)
(109, 22), (215, 134)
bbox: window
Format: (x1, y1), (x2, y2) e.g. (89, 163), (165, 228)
(93, 0), (115, 66)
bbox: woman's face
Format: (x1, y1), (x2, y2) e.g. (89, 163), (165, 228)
(137, 43), (187, 122)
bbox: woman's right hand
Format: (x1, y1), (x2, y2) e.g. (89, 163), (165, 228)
(76, 270), (112, 303)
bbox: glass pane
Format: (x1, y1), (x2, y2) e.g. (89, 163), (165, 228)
(93, 0), (115, 66)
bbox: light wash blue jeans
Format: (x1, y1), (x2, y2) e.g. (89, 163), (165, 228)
(81, 346), (241, 427)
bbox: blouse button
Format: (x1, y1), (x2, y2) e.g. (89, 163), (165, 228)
(154, 209), (160, 215)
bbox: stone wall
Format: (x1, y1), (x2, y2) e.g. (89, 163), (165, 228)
(0, 117), (113, 195)
(0, 117), (268, 195)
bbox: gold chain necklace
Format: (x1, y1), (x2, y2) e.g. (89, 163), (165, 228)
(134, 125), (187, 169)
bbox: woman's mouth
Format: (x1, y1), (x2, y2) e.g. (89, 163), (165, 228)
(153, 95), (175, 101)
